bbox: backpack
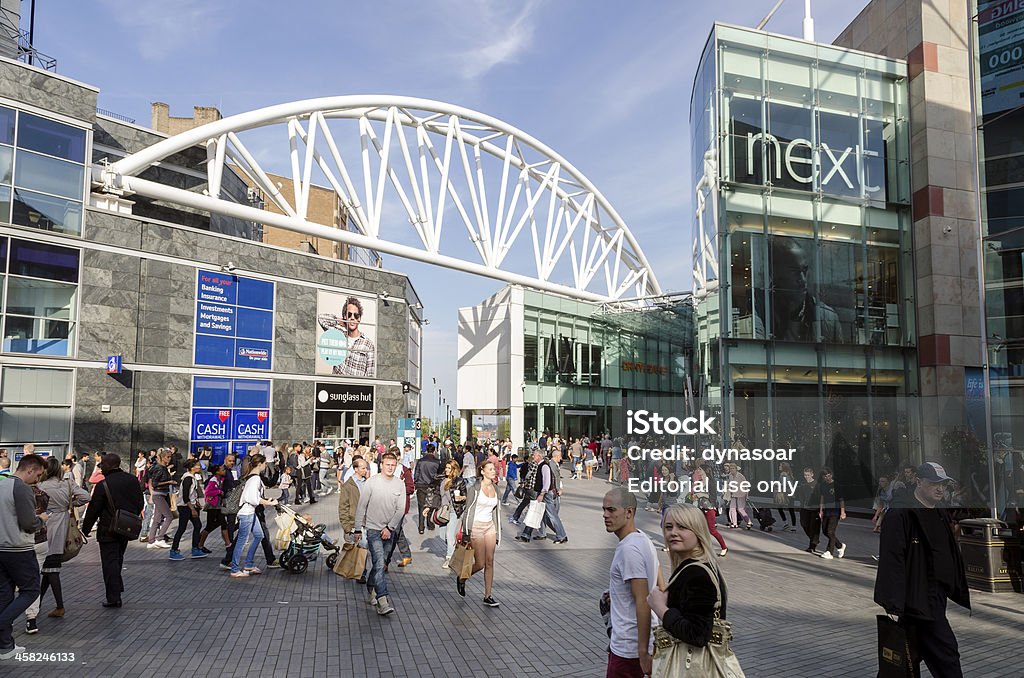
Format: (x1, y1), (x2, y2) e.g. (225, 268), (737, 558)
(221, 481), (246, 515)
(204, 476), (222, 508)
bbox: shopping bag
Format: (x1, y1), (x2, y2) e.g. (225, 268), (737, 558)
(448, 543), (475, 579)
(273, 513), (296, 551)
(524, 499), (546, 529)
(333, 543), (368, 579)
(62, 509), (87, 562)
(877, 615), (920, 677)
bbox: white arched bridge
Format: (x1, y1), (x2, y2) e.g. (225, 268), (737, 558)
(96, 96), (661, 302)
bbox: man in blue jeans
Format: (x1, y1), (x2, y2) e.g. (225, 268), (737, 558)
(516, 449), (568, 544)
(354, 451), (404, 616)
(0, 454), (49, 659)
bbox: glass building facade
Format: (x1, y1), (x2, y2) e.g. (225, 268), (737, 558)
(520, 290), (693, 439)
(691, 25), (915, 504)
(973, 0), (1024, 514)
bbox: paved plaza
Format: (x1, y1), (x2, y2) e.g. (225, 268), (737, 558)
(6, 475), (1023, 678)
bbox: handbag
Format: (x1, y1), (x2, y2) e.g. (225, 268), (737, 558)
(273, 512), (296, 551)
(430, 506), (451, 527)
(448, 542), (475, 579)
(652, 562), (745, 678)
(333, 542), (368, 579)
(524, 499), (546, 529)
(102, 480), (143, 540)
(32, 485), (48, 544)
(62, 480), (87, 562)
(876, 615), (921, 677)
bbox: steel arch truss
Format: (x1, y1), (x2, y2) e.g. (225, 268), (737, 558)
(97, 96), (661, 301)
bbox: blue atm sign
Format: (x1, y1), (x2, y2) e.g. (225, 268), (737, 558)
(106, 355), (122, 374)
(191, 409), (232, 441)
(232, 409), (270, 440)
(194, 270), (274, 370)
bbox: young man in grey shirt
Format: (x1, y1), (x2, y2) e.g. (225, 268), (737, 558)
(354, 451), (405, 616)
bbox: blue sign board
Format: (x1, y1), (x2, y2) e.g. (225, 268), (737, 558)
(194, 270), (274, 370)
(189, 377), (272, 466)
(106, 355), (122, 374)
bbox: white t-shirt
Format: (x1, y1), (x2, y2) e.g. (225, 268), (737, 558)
(238, 475), (264, 517)
(608, 529), (659, 658)
(472, 489), (498, 529)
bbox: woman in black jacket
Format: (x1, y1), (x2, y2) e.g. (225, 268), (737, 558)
(647, 503), (727, 648)
(168, 460), (206, 560)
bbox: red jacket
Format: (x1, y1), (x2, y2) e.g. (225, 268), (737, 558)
(401, 466), (414, 514)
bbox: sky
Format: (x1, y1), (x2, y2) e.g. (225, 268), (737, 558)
(31, 0), (872, 418)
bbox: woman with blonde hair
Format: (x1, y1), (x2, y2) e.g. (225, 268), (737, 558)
(647, 504), (740, 673)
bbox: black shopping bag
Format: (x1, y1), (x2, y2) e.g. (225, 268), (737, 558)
(876, 615), (920, 678)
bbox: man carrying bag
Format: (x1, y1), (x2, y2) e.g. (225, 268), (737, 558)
(82, 454), (144, 608)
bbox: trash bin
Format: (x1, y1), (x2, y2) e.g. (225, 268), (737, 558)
(958, 518), (1023, 593)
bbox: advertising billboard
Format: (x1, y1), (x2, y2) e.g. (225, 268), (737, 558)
(194, 270), (274, 370)
(978, 0), (1024, 116)
(315, 291), (378, 378)
(189, 377), (271, 464)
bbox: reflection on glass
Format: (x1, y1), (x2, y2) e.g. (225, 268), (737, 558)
(5, 278), (77, 320)
(0, 186), (10, 225)
(0, 107), (14, 145)
(0, 146), (11, 184)
(14, 151), (85, 201)
(16, 113), (86, 162)
(2, 315), (73, 356)
(8, 239), (79, 282)
(12, 189), (83, 235)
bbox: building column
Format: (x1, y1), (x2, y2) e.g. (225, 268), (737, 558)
(510, 404), (524, 452)
(460, 410), (472, 445)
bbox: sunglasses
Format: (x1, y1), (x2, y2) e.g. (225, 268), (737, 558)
(342, 312), (361, 320)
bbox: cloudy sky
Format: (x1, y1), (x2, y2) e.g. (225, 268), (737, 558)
(35, 0), (872, 416)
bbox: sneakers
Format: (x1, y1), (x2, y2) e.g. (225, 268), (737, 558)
(0, 645), (26, 660)
(367, 590), (378, 606)
(501, 502), (510, 506)
(788, 525), (798, 532)
(219, 563), (232, 571)
(375, 595), (395, 616)
(456, 578), (466, 597)
(268, 559), (280, 568)
(719, 548), (728, 557)
(821, 551), (834, 560)
(837, 543), (847, 559)
(552, 537), (569, 544)
(168, 550), (186, 561)
(744, 522), (753, 531)
(25, 618), (38, 634)
(190, 548), (208, 559)
(200, 546), (213, 554)
(147, 540), (170, 549)
(47, 608), (65, 618)
(507, 516), (517, 525)
(441, 559), (450, 569)
(781, 521), (790, 530)
(229, 570), (250, 578)
(483, 596), (500, 607)
(514, 536), (530, 543)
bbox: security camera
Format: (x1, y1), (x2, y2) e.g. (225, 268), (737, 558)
(220, 262), (237, 273)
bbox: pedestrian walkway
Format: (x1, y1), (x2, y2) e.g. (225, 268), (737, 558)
(7, 476), (1023, 677)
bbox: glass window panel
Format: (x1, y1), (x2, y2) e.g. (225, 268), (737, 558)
(767, 236), (821, 341)
(818, 111), (861, 199)
(0, 107), (14, 145)
(8, 239), (79, 282)
(14, 151), (85, 200)
(865, 245), (901, 346)
(5, 278), (77, 320)
(233, 378), (271, 409)
(0, 145), (11, 184)
(817, 67), (860, 114)
(2, 315), (73, 356)
(767, 102), (814, 191)
(721, 43), (764, 96)
(193, 376), (232, 408)
(0, 186), (9, 224)
(728, 96), (764, 186)
(1, 366), (73, 404)
(0, 406), (72, 443)
(0, 236), (6, 273)
(766, 53), (814, 105)
(524, 334), (538, 381)
(16, 112), (86, 162)
(819, 241), (859, 343)
(11, 189), (82, 235)
(731, 232), (761, 339)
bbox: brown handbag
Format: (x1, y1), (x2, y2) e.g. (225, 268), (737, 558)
(333, 542), (368, 579)
(448, 542), (475, 579)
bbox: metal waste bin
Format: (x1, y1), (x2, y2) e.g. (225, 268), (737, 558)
(958, 518), (1023, 593)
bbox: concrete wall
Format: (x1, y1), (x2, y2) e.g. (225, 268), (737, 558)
(72, 209), (414, 456)
(834, 0), (983, 450)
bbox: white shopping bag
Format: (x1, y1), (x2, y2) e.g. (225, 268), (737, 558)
(524, 499), (546, 529)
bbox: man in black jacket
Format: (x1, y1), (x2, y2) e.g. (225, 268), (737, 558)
(82, 454), (144, 608)
(874, 461), (970, 678)
(413, 444), (441, 534)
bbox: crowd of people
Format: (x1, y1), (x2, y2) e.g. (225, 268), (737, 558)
(0, 435), (982, 676)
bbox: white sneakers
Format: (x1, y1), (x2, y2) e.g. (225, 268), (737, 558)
(441, 559), (450, 569)
(375, 595), (395, 616)
(781, 521), (790, 530)
(837, 544), (847, 559)
(0, 645), (26, 660)
(147, 539), (170, 549)
(821, 551), (835, 560)
(366, 590), (378, 606)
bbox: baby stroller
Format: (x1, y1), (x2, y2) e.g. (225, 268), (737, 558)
(753, 502), (777, 532)
(275, 504), (341, 574)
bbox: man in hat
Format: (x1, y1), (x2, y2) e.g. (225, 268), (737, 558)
(874, 462), (971, 677)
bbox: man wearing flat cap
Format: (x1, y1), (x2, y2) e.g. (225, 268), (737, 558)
(874, 462), (971, 677)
